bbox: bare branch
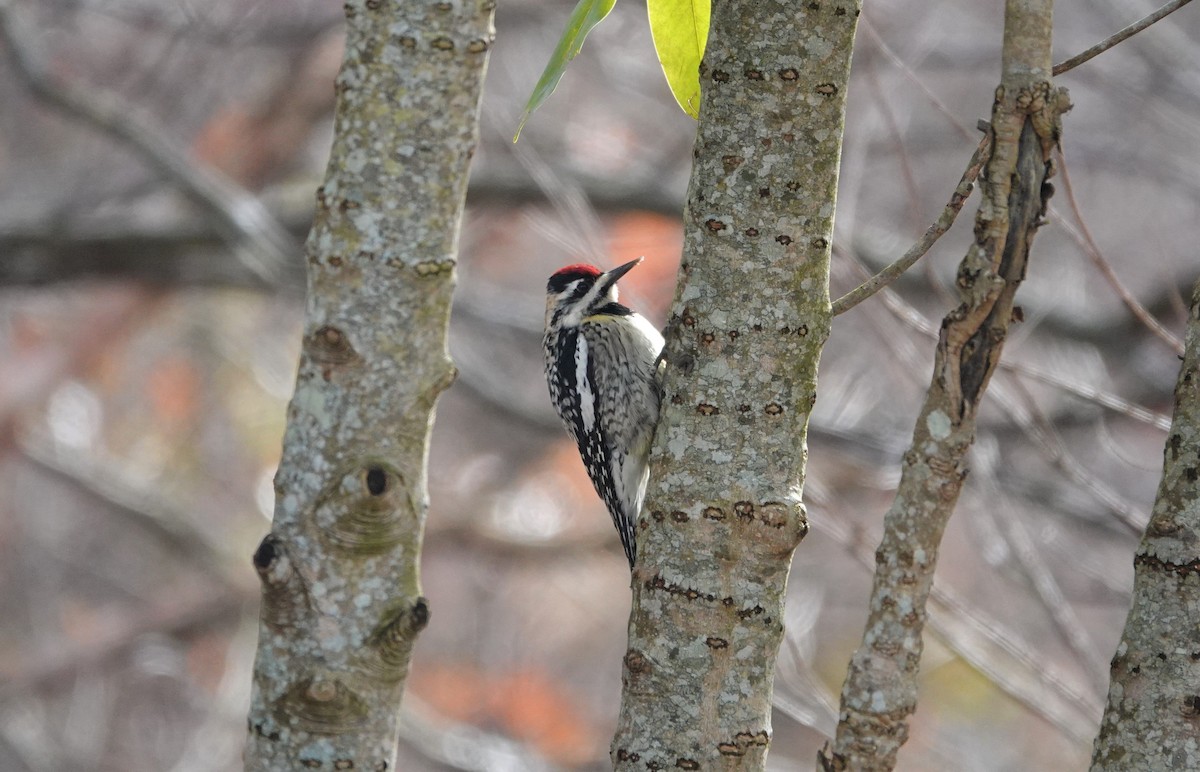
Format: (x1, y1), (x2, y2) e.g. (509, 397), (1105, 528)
(1092, 278), (1200, 769)
(1003, 360), (1172, 432)
(819, 515), (1099, 743)
(1053, 149), (1186, 355)
(825, 2), (1068, 766)
(1053, 0), (1194, 76)
(995, 374), (1147, 535)
(840, 242), (1175, 432)
(848, 245), (1157, 536)
(0, 590), (244, 693)
(0, 0), (298, 288)
(973, 440), (1111, 694)
(242, 0), (495, 766)
(864, 56), (924, 229)
(843, 245), (1162, 547)
(17, 436), (234, 579)
(0, 169), (682, 290)
(832, 131), (991, 316)
(859, 18), (975, 142)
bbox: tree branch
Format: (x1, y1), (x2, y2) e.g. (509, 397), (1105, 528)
(17, 437), (233, 579)
(0, 589), (245, 693)
(0, 169), (681, 290)
(819, 514), (1100, 743)
(1052, 0), (1194, 76)
(832, 130), (991, 316)
(859, 19), (975, 143)
(824, 1), (1070, 768)
(973, 442), (1111, 694)
(1052, 149), (1185, 355)
(242, 0), (495, 767)
(1091, 278), (1200, 770)
(611, 0), (860, 767)
(0, 0), (299, 289)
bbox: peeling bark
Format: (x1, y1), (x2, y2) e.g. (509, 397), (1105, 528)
(822, 2), (1070, 769)
(243, 0), (494, 769)
(611, 1), (860, 768)
(1090, 279), (1200, 771)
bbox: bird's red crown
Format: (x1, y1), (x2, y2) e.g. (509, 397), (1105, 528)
(550, 263), (602, 278)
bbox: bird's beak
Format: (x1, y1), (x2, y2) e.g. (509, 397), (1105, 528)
(599, 257), (643, 293)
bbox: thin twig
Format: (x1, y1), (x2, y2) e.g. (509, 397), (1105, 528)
(1053, 0), (1194, 75)
(852, 239), (1154, 535)
(832, 131), (991, 316)
(838, 243), (1174, 431)
(927, 581), (1100, 741)
(860, 18), (975, 142)
(854, 241), (1171, 530)
(1003, 360), (1171, 431)
(995, 375), (1147, 534)
(17, 437), (236, 579)
(0, 590), (246, 692)
(1054, 148), (1185, 355)
(975, 440), (1111, 695)
(856, 245), (1157, 533)
(819, 515), (1098, 742)
(864, 56), (924, 229)
(0, 0), (296, 288)
(859, 20), (967, 307)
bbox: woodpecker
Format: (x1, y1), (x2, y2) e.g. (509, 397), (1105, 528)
(543, 257), (665, 568)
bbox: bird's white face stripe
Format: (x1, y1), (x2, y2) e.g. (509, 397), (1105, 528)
(575, 334), (595, 432)
(562, 275), (614, 327)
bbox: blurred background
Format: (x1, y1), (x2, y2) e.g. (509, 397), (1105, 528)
(0, 0), (1197, 769)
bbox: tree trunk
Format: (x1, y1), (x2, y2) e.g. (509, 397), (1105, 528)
(610, 1), (861, 768)
(1091, 278), (1200, 770)
(243, 0), (494, 769)
(823, 1), (1070, 769)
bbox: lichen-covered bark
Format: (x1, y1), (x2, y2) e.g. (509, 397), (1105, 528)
(1091, 279), (1200, 771)
(610, 2), (860, 768)
(243, 1), (494, 769)
(822, 2), (1070, 770)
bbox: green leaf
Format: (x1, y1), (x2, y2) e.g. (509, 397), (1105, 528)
(514, 0), (618, 142)
(647, 0), (710, 118)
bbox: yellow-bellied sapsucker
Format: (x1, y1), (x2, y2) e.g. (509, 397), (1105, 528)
(543, 258), (664, 568)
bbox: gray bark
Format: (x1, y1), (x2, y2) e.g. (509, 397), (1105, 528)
(822, 1), (1071, 769)
(243, 0), (494, 769)
(1090, 278), (1200, 770)
(610, 1), (861, 768)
